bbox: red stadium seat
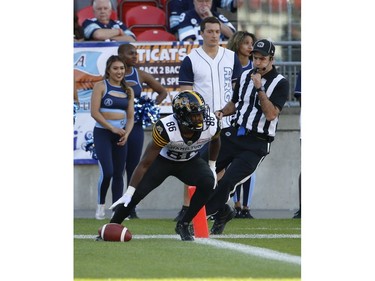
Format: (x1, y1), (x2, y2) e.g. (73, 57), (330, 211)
(162, 0), (172, 30)
(130, 25), (167, 38)
(119, 0), (159, 23)
(158, 0), (169, 9)
(136, 29), (176, 41)
(248, 0), (261, 11)
(270, 0), (287, 12)
(125, 5), (167, 37)
(294, 0), (301, 10)
(76, 6), (118, 26)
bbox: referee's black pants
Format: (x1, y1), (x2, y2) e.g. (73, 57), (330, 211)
(111, 155), (216, 224)
(205, 127), (271, 215)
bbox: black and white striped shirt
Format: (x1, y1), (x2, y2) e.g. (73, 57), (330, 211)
(232, 66), (289, 137)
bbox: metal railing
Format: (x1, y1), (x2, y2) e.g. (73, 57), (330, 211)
(273, 41), (301, 106)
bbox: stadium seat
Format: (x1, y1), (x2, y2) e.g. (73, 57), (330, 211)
(125, 5), (167, 37)
(158, 0), (168, 9)
(76, 6), (118, 26)
(162, 0), (172, 30)
(294, 0), (301, 10)
(136, 29), (176, 41)
(119, 0), (159, 23)
(270, 0), (287, 12)
(130, 25), (167, 38)
(248, 0), (261, 11)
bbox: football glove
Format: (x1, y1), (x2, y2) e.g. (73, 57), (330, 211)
(109, 186), (136, 209)
(209, 160), (217, 189)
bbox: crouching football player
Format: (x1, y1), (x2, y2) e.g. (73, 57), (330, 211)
(108, 90), (221, 241)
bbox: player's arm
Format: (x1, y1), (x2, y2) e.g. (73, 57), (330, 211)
(128, 121), (168, 187)
(208, 133), (221, 162)
(139, 70), (168, 105)
(109, 121), (166, 210)
(128, 140), (162, 188)
(109, 136), (162, 210)
(208, 124), (221, 186)
(180, 85), (193, 91)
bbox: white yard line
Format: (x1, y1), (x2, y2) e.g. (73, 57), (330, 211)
(195, 238), (301, 265)
(74, 234), (300, 265)
(74, 234), (300, 239)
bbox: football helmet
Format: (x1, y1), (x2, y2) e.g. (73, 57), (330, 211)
(172, 90), (210, 131)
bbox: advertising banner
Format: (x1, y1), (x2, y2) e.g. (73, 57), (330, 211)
(74, 41), (206, 164)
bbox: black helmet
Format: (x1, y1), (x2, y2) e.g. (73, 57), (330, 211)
(172, 90), (210, 131)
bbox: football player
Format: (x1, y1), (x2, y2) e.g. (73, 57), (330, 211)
(108, 90), (221, 241)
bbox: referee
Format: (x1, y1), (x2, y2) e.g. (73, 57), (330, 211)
(206, 39), (290, 234)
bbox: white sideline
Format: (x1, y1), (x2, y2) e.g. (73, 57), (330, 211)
(74, 234), (300, 265)
(74, 234), (300, 239)
(195, 238), (301, 265)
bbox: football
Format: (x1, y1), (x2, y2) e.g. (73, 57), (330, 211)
(98, 223), (132, 242)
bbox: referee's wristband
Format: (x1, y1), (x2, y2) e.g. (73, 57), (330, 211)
(256, 86), (265, 92)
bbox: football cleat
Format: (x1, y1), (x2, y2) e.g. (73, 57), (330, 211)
(241, 209), (254, 219)
(210, 204), (236, 235)
(293, 209), (301, 219)
(175, 221), (194, 241)
(173, 205), (188, 222)
(234, 207), (242, 218)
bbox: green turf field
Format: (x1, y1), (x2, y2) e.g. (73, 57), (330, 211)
(74, 218), (301, 280)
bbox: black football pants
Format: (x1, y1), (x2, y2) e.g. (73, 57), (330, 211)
(111, 155), (216, 224)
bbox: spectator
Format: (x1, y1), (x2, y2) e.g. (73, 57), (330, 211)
(206, 39), (289, 234)
(226, 30), (257, 219)
(108, 91), (221, 241)
(168, 0), (241, 35)
(82, 0), (135, 42)
(174, 17), (242, 222)
(117, 43), (168, 219)
(74, 0), (117, 12)
(91, 55), (135, 220)
(74, 13), (84, 42)
(293, 70), (301, 219)
(176, 0), (236, 42)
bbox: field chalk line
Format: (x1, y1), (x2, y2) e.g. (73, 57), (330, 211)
(195, 238), (300, 265)
(74, 234), (300, 265)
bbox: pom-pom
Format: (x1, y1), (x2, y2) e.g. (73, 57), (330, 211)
(134, 96), (160, 129)
(73, 102), (79, 124)
(84, 137), (97, 160)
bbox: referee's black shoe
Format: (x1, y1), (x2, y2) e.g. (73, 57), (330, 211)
(175, 221), (194, 241)
(293, 209), (301, 219)
(210, 204), (236, 235)
(173, 205), (188, 221)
